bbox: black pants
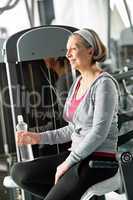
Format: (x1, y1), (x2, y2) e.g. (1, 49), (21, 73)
(11, 151), (118, 200)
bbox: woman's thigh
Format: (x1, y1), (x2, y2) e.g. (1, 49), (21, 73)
(44, 162), (80, 200)
(44, 159), (118, 200)
(11, 151), (70, 185)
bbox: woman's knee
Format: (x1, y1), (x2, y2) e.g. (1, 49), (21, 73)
(11, 162), (30, 186)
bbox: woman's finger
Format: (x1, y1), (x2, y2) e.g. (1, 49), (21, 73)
(55, 171), (60, 185)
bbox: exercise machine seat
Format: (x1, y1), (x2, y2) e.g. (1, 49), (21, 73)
(80, 169), (121, 200)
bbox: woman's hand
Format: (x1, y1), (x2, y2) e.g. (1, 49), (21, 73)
(55, 161), (70, 185)
(16, 131), (41, 145)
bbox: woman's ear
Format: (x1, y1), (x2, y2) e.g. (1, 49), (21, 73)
(88, 48), (94, 56)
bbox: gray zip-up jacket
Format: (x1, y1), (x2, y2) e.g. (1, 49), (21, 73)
(39, 72), (119, 167)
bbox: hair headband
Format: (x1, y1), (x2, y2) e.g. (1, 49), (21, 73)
(73, 29), (97, 49)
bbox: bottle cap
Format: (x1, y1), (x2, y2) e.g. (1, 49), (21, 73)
(17, 115), (23, 123)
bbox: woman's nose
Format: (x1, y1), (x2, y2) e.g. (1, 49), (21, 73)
(66, 49), (71, 59)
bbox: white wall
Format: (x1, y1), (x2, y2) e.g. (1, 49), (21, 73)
(0, 0), (131, 43)
(52, 0), (108, 46)
(111, 5), (125, 40)
(0, 1), (40, 38)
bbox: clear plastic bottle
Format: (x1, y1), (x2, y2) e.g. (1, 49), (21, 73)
(16, 115), (34, 161)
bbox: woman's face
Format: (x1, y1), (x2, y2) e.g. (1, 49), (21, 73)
(66, 35), (92, 71)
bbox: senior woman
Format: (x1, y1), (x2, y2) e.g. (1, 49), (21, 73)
(11, 28), (119, 200)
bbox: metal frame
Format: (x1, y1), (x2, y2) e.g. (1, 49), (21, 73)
(3, 25), (77, 200)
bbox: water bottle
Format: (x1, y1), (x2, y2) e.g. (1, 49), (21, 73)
(16, 115), (34, 161)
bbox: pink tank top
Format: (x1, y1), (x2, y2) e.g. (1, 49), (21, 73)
(67, 79), (85, 120)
